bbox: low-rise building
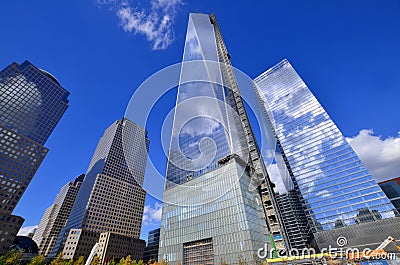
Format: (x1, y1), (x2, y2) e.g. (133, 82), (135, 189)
(143, 228), (160, 263)
(97, 232), (146, 264)
(62, 229), (99, 260)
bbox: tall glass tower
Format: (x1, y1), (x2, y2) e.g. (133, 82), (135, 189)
(52, 118), (149, 259)
(0, 61), (69, 254)
(253, 59), (400, 249)
(159, 13), (284, 265)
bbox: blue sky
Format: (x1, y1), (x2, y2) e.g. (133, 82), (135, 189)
(2, 0), (400, 240)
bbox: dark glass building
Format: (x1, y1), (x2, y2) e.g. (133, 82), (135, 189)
(143, 228), (160, 263)
(0, 61), (69, 254)
(379, 177), (400, 214)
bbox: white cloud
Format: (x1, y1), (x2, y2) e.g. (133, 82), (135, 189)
(17, 225), (37, 236)
(346, 129), (400, 182)
(316, 189), (331, 198)
(99, 0), (183, 50)
(142, 203), (162, 225)
(267, 163), (287, 194)
(151, 0), (182, 11)
(180, 118), (221, 137)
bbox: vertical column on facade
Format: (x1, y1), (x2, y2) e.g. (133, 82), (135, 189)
(209, 13), (287, 251)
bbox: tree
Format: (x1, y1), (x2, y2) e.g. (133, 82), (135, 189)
(74, 256), (85, 265)
(219, 259), (228, 265)
(117, 258), (125, 265)
(160, 259), (168, 265)
(29, 255), (45, 265)
(50, 253), (66, 265)
(0, 251), (20, 265)
(253, 254), (262, 265)
(137, 260), (144, 265)
(238, 255), (247, 265)
(109, 258), (116, 265)
(90, 255), (100, 265)
(125, 255), (132, 265)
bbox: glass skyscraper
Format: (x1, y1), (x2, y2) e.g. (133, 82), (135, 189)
(159, 13), (284, 264)
(0, 61), (69, 254)
(253, 59), (400, 249)
(51, 118), (149, 259)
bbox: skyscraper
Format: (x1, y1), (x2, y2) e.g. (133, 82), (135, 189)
(253, 59), (400, 249)
(159, 13), (284, 265)
(0, 61), (69, 254)
(52, 118), (149, 259)
(33, 174), (84, 256)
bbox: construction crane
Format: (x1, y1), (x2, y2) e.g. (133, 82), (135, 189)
(376, 236), (400, 251)
(348, 236), (400, 261)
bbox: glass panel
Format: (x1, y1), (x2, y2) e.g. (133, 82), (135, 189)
(254, 59), (397, 231)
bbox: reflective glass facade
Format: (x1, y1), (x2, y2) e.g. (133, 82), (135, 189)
(0, 61), (69, 254)
(160, 159), (268, 264)
(165, 13), (249, 190)
(0, 61), (69, 145)
(253, 59), (397, 232)
(160, 13), (283, 264)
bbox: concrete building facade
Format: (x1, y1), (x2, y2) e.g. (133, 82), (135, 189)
(62, 229), (99, 260)
(33, 174), (84, 256)
(52, 119), (149, 259)
(97, 232), (146, 264)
